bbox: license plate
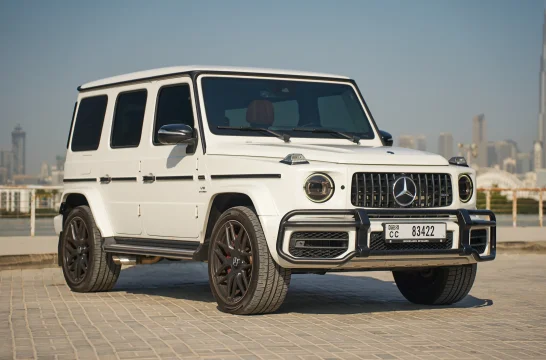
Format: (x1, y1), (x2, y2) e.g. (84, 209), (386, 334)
(384, 223), (447, 243)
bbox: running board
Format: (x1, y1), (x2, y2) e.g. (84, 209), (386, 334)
(103, 237), (200, 260)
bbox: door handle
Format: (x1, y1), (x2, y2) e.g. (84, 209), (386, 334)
(143, 174), (156, 183)
(100, 175), (111, 184)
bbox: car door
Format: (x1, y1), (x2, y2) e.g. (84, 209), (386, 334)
(139, 78), (201, 239)
(99, 87), (148, 236)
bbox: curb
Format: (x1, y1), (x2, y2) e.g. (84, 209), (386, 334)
(1, 242), (545, 270)
(496, 241), (546, 254)
(0, 254), (58, 270)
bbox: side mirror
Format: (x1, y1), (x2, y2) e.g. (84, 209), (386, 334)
(379, 130), (393, 147)
(158, 124), (195, 146)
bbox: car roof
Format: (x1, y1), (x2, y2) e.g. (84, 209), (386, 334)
(79, 65), (351, 91)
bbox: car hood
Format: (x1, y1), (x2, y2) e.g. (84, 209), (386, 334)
(208, 142), (449, 166)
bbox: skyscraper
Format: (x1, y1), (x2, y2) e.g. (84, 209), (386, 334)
(0, 149), (14, 184)
(12, 125), (26, 175)
(538, 10), (546, 169)
(472, 114), (488, 168)
(534, 141), (543, 171)
(438, 133), (453, 159)
(398, 135), (415, 149)
(415, 135), (427, 151)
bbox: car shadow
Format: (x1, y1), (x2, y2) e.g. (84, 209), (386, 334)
(114, 261), (493, 315)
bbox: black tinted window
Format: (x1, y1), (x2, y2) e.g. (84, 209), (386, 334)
(71, 95), (108, 152)
(111, 90), (147, 148)
(154, 85), (194, 145)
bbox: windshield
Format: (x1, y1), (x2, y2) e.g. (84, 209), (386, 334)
(201, 77), (375, 140)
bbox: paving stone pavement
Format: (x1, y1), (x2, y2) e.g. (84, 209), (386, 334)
(0, 254), (545, 360)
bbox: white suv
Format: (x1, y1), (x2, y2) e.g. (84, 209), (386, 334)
(54, 66), (496, 314)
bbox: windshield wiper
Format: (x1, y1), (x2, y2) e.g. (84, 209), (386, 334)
(291, 128), (360, 144)
(217, 126), (291, 143)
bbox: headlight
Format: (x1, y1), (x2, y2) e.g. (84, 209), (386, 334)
(458, 174), (473, 203)
(304, 173), (334, 203)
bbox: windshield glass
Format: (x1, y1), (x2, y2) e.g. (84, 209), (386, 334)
(201, 77), (375, 140)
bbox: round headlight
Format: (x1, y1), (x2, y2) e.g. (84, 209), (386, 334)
(304, 173), (335, 203)
(458, 174), (473, 203)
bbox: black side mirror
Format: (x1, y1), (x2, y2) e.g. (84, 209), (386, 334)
(158, 124), (195, 145)
(379, 130), (393, 147)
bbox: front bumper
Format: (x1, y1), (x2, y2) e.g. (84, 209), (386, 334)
(276, 208), (496, 267)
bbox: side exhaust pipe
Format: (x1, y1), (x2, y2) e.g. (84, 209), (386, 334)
(111, 255), (162, 265)
(112, 255), (136, 265)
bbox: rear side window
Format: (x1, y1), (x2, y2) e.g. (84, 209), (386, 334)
(111, 90), (148, 148)
(153, 84), (194, 145)
(71, 95), (108, 152)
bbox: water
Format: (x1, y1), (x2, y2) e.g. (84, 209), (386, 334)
(0, 218), (57, 237)
(0, 214), (543, 237)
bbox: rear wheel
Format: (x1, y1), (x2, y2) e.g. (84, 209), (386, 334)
(393, 264), (477, 305)
(208, 206), (291, 315)
(60, 205), (121, 292)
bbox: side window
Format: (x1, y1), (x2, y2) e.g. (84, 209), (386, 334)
(111, 90), (148, 148)
(154, 84), (194, 145)
(71, 95), (108, 152)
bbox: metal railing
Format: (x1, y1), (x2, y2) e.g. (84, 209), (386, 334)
(0, 186), (62, 236)
(0, 186), (544, 236)
(477, 188), (545, 227)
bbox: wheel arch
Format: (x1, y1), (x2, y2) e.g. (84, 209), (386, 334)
(195, 190), (278, 261)
(60, 189), (114, 237)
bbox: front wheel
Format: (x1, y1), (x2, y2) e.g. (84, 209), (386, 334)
(208, 206), (291, 315)
(393, 264), (477, 305)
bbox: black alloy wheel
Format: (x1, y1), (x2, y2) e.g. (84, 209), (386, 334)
(61, 205), (121, 292)
(64, 217), (91, 284)
(208, 206), (291, 315)
(211, 220), (253, 304)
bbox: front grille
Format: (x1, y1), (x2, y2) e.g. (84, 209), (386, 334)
(369, 231), (453, 252)
(351, 173), (453, 208)
(470, 229), (487, 253)
(289, 231), (349, 258)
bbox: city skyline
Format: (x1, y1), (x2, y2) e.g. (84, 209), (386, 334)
(539, 9), (546, 168)
(0, 1), (544, 175)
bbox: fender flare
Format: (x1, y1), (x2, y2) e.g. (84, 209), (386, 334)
(200, 184), (279, 238)
(209, 184), (279, 216)
(61, 188), (115, 237)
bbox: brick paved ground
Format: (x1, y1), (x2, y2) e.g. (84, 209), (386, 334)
(1, 254), (545, 360)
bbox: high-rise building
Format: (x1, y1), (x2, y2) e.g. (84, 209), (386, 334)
(415, 135), (427, 151)
(538, 11), (546, 169)
(438, 133), (453, 159)
(495, 140), (517, 168)
(56, 155), (65, 171)
(534, 141), (544, 171)
(12, 125), (26, 175)
(398, 135), (415, 149)
(516, 153), (532, 174)
(0, 150), (14, 184)
(472, 114), (488, 168)
(487, 142), (498, 167)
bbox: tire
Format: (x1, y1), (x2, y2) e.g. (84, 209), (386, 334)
(60, 205), (121, 292)
(393, 264), (477, 305)
(208, 206), (291, 315)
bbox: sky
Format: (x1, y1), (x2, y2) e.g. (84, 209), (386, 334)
(0, 0), (544, 174)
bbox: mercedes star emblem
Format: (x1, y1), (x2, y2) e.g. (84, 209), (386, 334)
(393, 176), (417, 207)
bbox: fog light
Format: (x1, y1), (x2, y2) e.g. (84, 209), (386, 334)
(458, 174), (473, 203)
(304, 173), (334, 203)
